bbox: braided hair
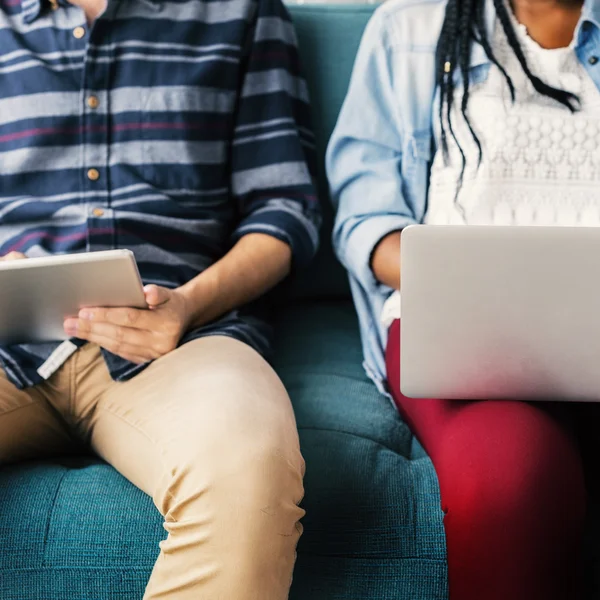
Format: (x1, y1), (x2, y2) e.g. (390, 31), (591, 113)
(435, 0), (580, 193)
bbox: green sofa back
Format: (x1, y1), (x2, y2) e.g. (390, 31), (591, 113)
(287, 4), (376, 300)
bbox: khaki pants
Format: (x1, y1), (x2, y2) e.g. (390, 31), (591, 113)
(0, 337), (305, 600)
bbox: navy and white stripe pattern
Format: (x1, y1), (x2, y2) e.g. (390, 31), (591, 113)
(0, 0), (319, 389)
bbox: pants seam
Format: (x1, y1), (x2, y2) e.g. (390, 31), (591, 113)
(0, 398), (45, 419)
(92, 405), (177, 506)
(68, 346), (78, 417)
(94, 405), (303, 499)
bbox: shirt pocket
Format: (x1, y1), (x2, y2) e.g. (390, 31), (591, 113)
(402, 130), (432, 178)
(140, 87), (234, 193)
(401, 131), (433, 222)
(408, 132), (433, 162)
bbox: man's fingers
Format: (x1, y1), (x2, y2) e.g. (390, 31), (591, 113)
(1, 252), (26, 261)
(65, 318), (150, 346)
(144, 284), (170, 307)
(78, 306), (153, 330)
(83, 333), (150, 364)
(64, 327), (153, 364)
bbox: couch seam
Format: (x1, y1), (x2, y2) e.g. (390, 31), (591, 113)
(41, 469), (69, 569)
(1, 566), (155, 572)
(295, 554), (447, 563)
(278, 367), (371, 383)
(298, 426), (420, 458)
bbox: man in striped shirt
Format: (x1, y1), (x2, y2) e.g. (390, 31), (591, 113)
(0, 0), (319, 597)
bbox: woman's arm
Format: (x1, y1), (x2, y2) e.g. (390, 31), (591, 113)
(371, 230), (401, 290)
(326, 8), (417, 292)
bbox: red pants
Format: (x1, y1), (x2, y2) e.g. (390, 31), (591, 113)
(386, 320), (593, 600)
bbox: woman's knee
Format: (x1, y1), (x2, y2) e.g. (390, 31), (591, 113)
(436, 401), (586, 526)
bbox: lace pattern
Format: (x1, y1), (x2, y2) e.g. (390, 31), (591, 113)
(425, 16), (600, 226)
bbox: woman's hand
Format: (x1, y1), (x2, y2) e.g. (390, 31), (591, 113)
(64, 285), (192, 364)
(371, 231), (402, 290)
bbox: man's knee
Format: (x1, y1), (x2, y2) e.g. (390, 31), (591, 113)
(151, 338), (305, 524)
(160, 427), (305, 546)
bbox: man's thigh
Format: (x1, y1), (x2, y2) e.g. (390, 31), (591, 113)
(0, 368), (73, 463)
(77, 336), (303, 499)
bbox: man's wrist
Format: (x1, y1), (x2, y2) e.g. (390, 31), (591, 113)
(178, 268), (221, 330)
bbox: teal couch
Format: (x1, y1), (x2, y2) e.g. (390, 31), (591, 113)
(0, 6), (449, 599)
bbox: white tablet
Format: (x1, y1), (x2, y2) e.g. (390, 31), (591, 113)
(0, 249), (146, 345)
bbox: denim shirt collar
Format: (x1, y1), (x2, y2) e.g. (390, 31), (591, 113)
(582, 0), (600, 30)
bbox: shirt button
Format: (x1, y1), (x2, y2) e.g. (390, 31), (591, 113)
(87, 96), (99, 109)
(87, 168), (100, 181)
(73, 26), (86, 39)
(92, 208), (105, 217)
(589, 56), (599, 65)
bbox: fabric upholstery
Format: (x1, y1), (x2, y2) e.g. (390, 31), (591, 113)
(287, 5), (376, 300)
(0, 6), (451, 600)
(0, 302), (449, 600)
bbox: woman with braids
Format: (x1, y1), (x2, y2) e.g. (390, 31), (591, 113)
(327, 0), (598, 597)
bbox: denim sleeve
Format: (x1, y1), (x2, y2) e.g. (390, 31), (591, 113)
(326, 9), (418, 290)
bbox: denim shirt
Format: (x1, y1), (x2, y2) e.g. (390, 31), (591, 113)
(326, 0), (600, 393)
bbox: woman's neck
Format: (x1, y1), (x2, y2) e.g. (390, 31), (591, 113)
(510, 0), (584, 48)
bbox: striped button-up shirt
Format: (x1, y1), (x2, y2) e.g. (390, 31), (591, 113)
(0, 0), (319, 388)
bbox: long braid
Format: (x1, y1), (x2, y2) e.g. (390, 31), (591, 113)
(436, 0), (461, 158)
(458, 0), (481, 168)
(493, 0), (579, 110)
(473, 0), (515, 101)
(435, 0), (580, 202)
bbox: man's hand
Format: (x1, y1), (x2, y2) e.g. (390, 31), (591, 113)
(63, 233), (292, 364)
(0, 252), (26, 262)
(64, 285), (191, 364)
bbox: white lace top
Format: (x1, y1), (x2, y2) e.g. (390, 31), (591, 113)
(382, 15), (600, 327)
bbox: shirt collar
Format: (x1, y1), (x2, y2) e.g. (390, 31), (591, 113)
(21, 0), (64, 24)
(581, 0), (600, 31)
(469, 0), (600, 69)
(20, 0), (162, 24)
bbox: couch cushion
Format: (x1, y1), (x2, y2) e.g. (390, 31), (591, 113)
(286, 5), (376, 301)
(0, 302), (448, 600)
(0, 459), (163, 599)
(274, 302), (448, 600)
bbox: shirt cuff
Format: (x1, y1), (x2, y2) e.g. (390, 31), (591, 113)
(232, 204), (320, 269)
(341, 214), (415, 291)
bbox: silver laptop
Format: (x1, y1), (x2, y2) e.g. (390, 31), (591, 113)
(400, 225), (600, 401)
